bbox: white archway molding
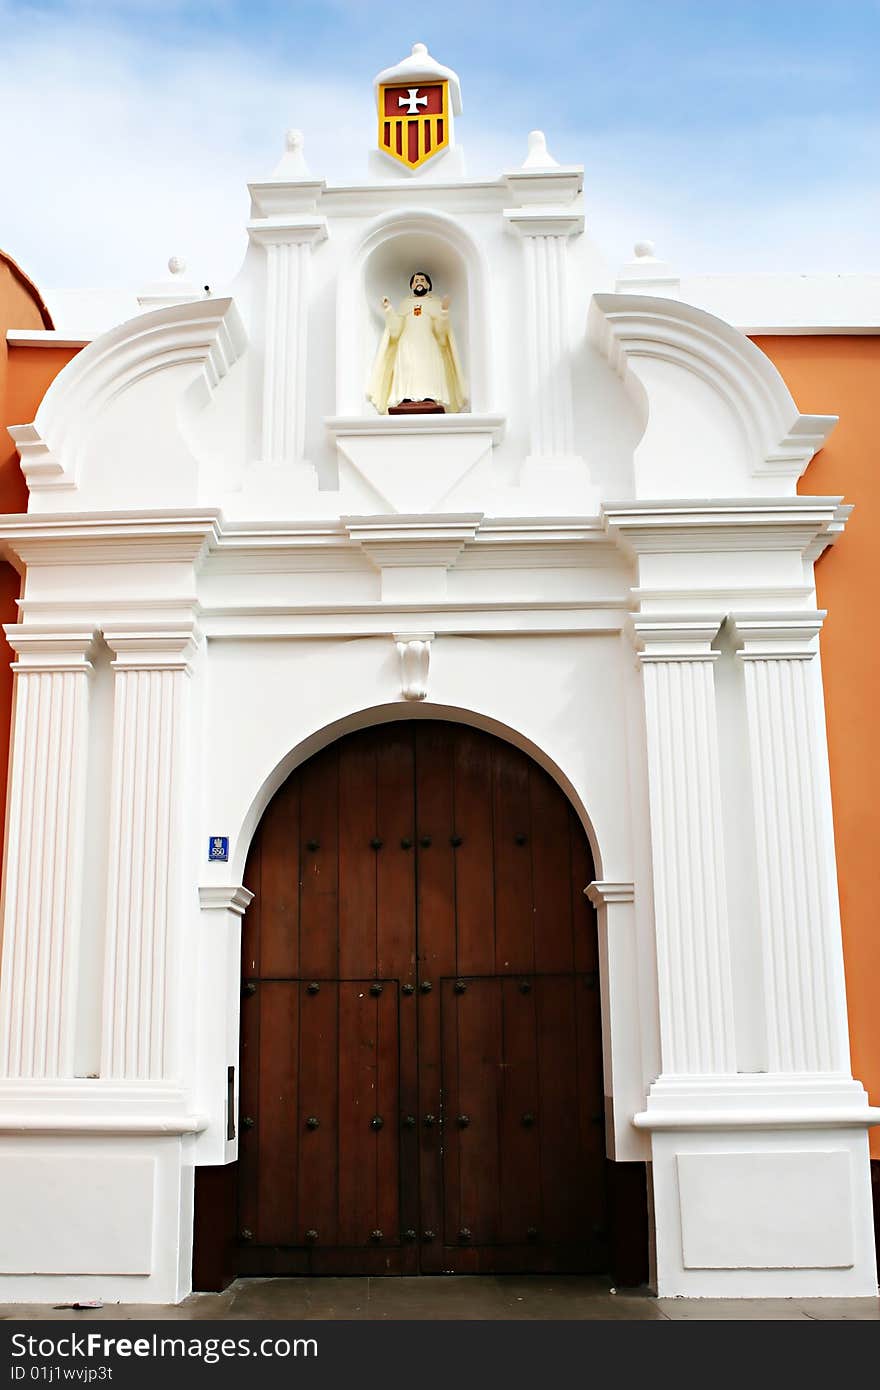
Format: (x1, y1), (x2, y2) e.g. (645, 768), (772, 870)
(231, 699), (604, 883)
(334, 208), (496, 416)
(9, 298), (247, 495)
(589, 292), (837, 494)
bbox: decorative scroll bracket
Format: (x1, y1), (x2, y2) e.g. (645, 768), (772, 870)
(394, 632), (433, 701)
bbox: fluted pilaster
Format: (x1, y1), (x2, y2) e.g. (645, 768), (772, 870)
(251, 220), (327, 466)
(632, 617), (736, 1074)
(731, 613), (850, 1073)
(0, 627), (96, 1078)
(505, 209), (581, 465)
(101, 626), (200, 1080)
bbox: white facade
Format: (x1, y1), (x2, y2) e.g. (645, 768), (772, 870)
(0, 45), (877, 1302)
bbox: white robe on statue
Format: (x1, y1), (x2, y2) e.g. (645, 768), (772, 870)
(368, 295), (467, 414)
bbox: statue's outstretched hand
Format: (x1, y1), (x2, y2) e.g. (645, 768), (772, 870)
(441, 295), (450, 311)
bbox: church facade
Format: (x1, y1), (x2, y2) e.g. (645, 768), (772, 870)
(0, 45), (878, 1303)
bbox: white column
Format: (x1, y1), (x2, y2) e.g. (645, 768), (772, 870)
(0, 627), (96, 1078)
(731, 613), (850, 1073)
(631, 617), (736, 1074)
(250, 219), (327, 466)
(504, 210), (582, 466)
(101, 626), (199, 1081)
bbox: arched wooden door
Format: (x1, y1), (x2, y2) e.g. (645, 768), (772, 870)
(235, 721), (606, 1275)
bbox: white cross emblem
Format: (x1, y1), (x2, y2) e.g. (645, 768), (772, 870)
(398, 87), (428, 115)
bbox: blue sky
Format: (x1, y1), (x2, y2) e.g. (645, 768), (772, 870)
(0, 0), (877, 289)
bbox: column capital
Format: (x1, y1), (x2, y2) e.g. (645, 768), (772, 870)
(503, 207), (584, 238)
(103, 622), (202, 672)
(4, 624), (98, 672)
(198, 886), (254, 917)
(628, 613), (724, 661)
(585, 881), (635, 908)
(729, 610), (825, 660)
(247, 217), (328, 249)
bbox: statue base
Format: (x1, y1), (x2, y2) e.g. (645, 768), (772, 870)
(388, 400), (446, 415)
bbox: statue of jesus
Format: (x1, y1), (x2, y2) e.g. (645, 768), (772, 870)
(368, 271), (467, 415)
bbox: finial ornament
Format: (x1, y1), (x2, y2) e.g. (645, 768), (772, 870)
(614, 239), (680, 298)
(521, 130), (560, 169)
(411, 42), (428, 57)
(271, 126), (312, 178)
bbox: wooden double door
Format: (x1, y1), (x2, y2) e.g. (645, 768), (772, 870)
(236, 721), (607, 1275)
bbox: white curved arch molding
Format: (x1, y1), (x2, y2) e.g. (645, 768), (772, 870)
(589, 293), (836, 497)
(8, 298), (247, 505)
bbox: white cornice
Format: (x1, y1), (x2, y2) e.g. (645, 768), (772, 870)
(503, 207), (584, 237)
(103, 621), (202, 672)
(4, 624), (98, 671)
(343, 513), (482, 571)
(247, 216), (328, 247)
(198, 885), (254, 916)
(248, 181), (327, 218)
(589, 293), (837, 485)
(503, 167), (583, 207)
(585, 881), (635, 907)
(7, 299), (246, 494)
(6, 330), (92, 348)
(728, 610), (825, 660)
(628, 613), (724, 660)
(0, 510), (222, 572)
(326, 413), (506, 445)
(603, 498), (850, 556)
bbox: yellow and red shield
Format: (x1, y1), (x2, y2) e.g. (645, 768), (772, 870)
(377, 80), (449, 170)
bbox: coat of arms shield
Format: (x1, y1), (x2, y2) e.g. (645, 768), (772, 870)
(377, 80), (449, 170)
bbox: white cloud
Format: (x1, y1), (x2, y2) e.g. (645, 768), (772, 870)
(0, 11), (875, 302)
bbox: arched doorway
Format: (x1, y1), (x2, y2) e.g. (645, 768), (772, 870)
(233, 720), (607, 1276)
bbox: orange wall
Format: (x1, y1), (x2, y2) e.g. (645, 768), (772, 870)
(756, 336), (880, 1155)
(0, 257), (80, 879)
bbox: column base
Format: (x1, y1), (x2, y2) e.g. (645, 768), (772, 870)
(0, 1082), (204, 1304)
(639, 1075), (880, 1297)
(0, 1132), (195, 1304)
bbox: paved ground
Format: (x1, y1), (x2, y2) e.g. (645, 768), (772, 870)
(1, 1277), (879, 1320)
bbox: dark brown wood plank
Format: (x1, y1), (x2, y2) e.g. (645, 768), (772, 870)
(258, 775), (300, 978)
(531, 765), (575, 974)
(337, 981), (379, 1246)
(373, 726), (418, 1266)
(575, 973), (607, 1234)
(452, 977), (502, 1246)
(256, 981), (298, 1244)
(439, 978), (461, 1249)
(452, 725), (495, 976)
(236, 978), (261, 1244)
(376, 982), (401, 1245)
(299, 745), (339, 979)
(535, 975), (587, 1245)
(414, 724), (457, 1268)
(376, 726), (416, 982)
(492, 742), (534, 975)
(338, 733), (377, 978)
(296, 980), (338, 1248)
(499, 977), (541, 1245)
